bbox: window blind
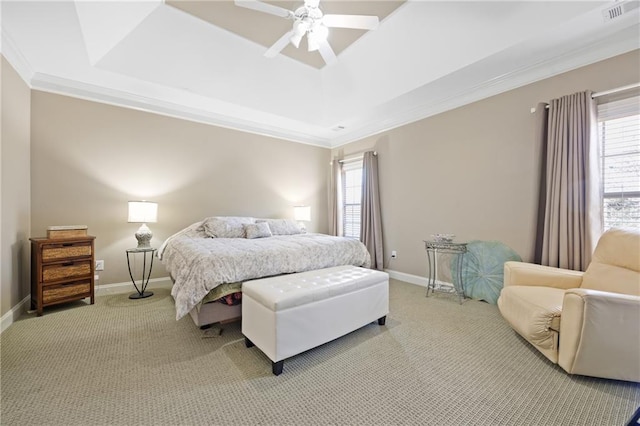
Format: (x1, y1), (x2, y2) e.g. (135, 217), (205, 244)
(597, 95), (640, 230)
(342, 160), (363, 238)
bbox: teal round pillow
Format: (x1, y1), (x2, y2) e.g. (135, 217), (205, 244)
(451, 240), (522, 304)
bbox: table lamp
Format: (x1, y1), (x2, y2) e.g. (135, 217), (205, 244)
(128, 201), (158, 248)
(294, 205), (311, 232)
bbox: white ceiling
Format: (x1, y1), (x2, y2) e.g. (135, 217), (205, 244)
(1, 1), (639, 148)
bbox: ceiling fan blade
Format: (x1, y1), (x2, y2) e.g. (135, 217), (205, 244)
(317, 40), (337, 66)
(322, 14), (379, 30)
(265, 30), (295, 58)
(234, 0), (291, 18)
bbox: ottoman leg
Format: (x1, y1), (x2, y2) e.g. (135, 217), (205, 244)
(272, 360), (284, 376)
(377, 316), (386, 326)
(245, 337), (255, 348)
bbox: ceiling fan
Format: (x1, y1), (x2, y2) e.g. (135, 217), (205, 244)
(234, 0), (379, 65)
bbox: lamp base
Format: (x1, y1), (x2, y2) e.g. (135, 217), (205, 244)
(135, 223), (153, 248)
(129, 291), (154, 300)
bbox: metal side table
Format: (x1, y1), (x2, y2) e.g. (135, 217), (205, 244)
(424, 240), (467, 304)
(126, 247), (156, 299)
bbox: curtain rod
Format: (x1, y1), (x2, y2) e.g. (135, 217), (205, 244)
(530, 82), (640, 113)
(592, 82), (640, 98)
(338, 151), (377, 163)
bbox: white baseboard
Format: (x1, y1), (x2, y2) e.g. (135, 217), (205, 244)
(385, 269), (428, 287)
(384, 269), (454, 289)
(1, 295), (30, 334)
(95, 276), (173, 295)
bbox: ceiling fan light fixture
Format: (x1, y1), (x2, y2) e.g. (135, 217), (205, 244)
(290, 32), (303, 48)
(290, 20), (308, 48)
(235, 0), (379, 65)
(307, 38), (319, 52)
(293, 20), (308, 35)
(307, 24), (328, 51)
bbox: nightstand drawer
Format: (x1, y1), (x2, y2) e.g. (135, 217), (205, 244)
(43, 280), (91, 304)
(42, 241), (92, 261)
(42, 260), (92, 283)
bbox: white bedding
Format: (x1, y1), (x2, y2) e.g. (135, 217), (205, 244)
(159, 222), (371, 319)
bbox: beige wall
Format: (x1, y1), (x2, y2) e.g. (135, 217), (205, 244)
(1, 56), (32, 318)
(333, 50), (640, 279)
(6, 48), (640, 316)
(30, 92), (330, 286)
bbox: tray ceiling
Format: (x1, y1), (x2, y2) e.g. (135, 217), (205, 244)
(1, 1), (639, 148)
(168, 1), (404, 69)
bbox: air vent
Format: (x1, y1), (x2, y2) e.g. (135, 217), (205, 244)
(603, 1), (640, 21)
(331, 125), (346, 132)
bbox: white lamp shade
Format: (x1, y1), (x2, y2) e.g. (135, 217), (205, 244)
(307, 37), (319, 52)
(290, 32), (303, 48)
(128, 201), (158, 223)
(294, 205), (311, 222)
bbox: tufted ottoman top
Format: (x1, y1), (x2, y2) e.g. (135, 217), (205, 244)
(242, 265), (389, 311)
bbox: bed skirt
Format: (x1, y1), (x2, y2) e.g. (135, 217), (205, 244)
(188, 301), (242, 328)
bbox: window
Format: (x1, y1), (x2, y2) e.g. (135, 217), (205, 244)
(597, 95), (640, 230)
(342, 160), (363, 238)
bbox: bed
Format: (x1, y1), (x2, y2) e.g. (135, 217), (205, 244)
(158, 216), (371, 326)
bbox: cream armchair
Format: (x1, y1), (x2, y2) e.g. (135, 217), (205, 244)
(497, 228), (640, 382)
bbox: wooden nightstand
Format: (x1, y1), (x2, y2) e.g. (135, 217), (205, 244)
(30, 236), (96, 316)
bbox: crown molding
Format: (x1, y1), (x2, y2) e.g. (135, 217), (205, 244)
(1, 29), (35, 87)
(328, 33), (640, 148)
(30, 72), (333, 149)
(5, 21), (638, 151)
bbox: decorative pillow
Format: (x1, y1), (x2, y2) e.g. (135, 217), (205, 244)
(452, 240), (522, 305)
(202, 216), (255, 238)
(256, 218), (303, 235)
(243, 222), (272, 239)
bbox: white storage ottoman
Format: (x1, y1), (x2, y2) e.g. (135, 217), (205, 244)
(242, 265), (389, 375)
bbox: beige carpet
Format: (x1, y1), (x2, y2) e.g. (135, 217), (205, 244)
(1, 279), (638, 425)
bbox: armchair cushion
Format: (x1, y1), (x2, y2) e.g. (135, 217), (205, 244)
(503, 261), (583, 290)
(581, 228), (640, 296)
(588, 228), (640, 272)
(498, 286), (565, 362)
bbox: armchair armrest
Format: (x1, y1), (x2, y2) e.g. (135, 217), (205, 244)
(503, 261), (583, 290)
(559, 289), (640, 382)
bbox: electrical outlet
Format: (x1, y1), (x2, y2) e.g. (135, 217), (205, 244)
(391, 250), (397, 259)
(95, 260), (104, 271)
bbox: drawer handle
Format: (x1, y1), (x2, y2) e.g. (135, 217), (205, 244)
(61, 262), (74, 267)
(62, 243), (73, 247)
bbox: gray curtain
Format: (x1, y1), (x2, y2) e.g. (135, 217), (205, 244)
(329, 158), (343, 236)
(535, 91), (601, 271)
(533, 103), (550, 264)
(360, 151), (384, 270)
